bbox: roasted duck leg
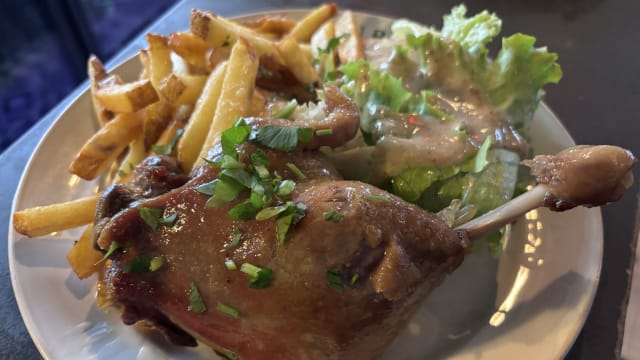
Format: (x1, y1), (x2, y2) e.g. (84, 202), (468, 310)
(93, 86), (635, 360)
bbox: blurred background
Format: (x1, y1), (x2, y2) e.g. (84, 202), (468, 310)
(0, 0), (176, 152)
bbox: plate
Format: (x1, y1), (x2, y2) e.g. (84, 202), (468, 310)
(9, 9), (602, 360)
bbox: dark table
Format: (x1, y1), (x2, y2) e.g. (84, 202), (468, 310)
(2, 0), (638, 358)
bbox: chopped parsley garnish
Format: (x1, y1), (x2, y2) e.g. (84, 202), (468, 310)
(220, 124), (252, 158)
(273, 99), (298, 119)
(250, 125), (314, 151)
(197, 125), (310, 244)
(318, 33), (350, 55)
(315, 128), (333, 136)
(188, 281), (207, 313)
(123, 254), (151, 273)
(350, 273), (359, 286)
(326, 269), (344, 292)
(152, 128), (184, 155)
(149, 256), (165, 271)
(363, 194), (391, 203)
(228, 201), (259, 220)
(138, 207), (177, 230)
(229, 228), (243, 247)
(240, 263), (273, 289)
(222, 35), (231, 47)
(225, 259), (237, 270)
(275, 202), (306, 245)
(286, 162), (306, 180)
(216, 302), (239, 318)
(95, 241), (121, 265)
(323, 210), (344, 223)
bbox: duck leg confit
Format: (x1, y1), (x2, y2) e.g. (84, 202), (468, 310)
(93, 86), (635, 360)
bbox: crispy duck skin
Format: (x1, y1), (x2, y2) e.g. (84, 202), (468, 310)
(94, 86), (470, 359)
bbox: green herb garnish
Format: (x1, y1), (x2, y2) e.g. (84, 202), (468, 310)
(250, 126), (313, 151)
(95, 241), (121, 265)
(123, 254), (151, 273)
(138, 207), (177, 230)
(286, 162), (306, 180)
(327, 269), (343, 292)
(323, 210), (344, 223)
(363, 194), (391, 203)
(228, 201), (259, 220)
(229, 228), (243, 247)
(350, 273), (359, 286)
(188, 281), (207, 313)
(273, 99), (298, 119)
(315, 128), (333, 136)
(216, 302), (239, 318)
(225, 259), (237, 270)
(149, 256), (165, 271)
(152, 128), (184, 155)
(240, 263), (273, 289)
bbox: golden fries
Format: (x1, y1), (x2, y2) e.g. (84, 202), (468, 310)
(13, 195), (98, 237)
(146, 34), (173, 93)
(335, 10), (365, 63)
(196, 38), (259, 168)
(190, 9), (283, 62)
(290, 3), (337, 42)
(159, 73), (207, 105)
(94, 79), (159, 113)
(278, 35), (319, 85)
(16, 4), (368, 285)
(168, 31), (211, 70)
(69, 112), (144, 180)
(142, 100), (174, 151)
(242, 15), (297, 38)
(88, 56), (115, 126)
(66, 224), (103, 279)
(178, 62), (227, 172)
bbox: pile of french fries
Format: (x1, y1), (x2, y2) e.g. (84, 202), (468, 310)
(12, 3), (367, 280)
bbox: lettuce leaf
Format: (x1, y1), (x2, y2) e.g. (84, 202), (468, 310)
(488, 33), (563, 133)
(396, 5), (562, 135)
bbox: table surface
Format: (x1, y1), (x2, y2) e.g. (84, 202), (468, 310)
(2, 0), (639, 359)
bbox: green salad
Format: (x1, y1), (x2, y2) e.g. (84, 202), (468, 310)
(298, 5), (562, 255)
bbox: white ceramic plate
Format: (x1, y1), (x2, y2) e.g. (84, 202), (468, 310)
(9, 10), (602, 360)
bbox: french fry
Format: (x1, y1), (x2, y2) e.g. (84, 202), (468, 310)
(335, 10), (365, 63)
(69, 112), (144, 180)
(66, 224), (103, 279)
(205, 47), (231, 72)
(289, 3), (338, 42)
(242, 15), (297, 38)
(168, 32), (211, 70)
(142, 100), (174, 151)
(88, 56), (115, 126)
(13, 195), (99, 237)
(157, 104), (192, 147)
(159, 73), (207, 106)
(195, 39), (258, 168)
(190, 9), (283, 62)
(138, 50), (150, 80)
(94, 79), (159, 113)
(146, 33), (173, 92)
(177, 62), (227, 172)
(115, 136), (146, 183)
(311, 20), (336, 58)
(278, 35), (320, 85)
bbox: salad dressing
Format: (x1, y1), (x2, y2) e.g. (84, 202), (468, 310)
(353, 38), (527, 179)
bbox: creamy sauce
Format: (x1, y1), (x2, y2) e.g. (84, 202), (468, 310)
(334, 38), (528, 182)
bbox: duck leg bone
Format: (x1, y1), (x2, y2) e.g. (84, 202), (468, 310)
(457, 145), (636, 239)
